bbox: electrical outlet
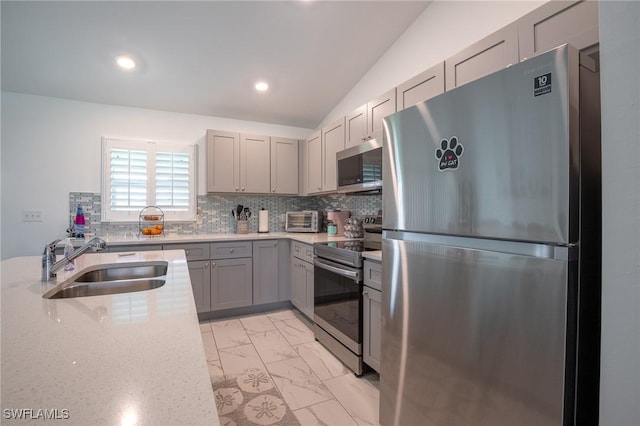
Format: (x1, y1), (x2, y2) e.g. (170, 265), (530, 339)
(22, 210), (44, 222)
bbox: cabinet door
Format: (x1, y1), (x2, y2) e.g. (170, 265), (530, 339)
(303, 261), (315, 320)
(445, 23), (519, 90)
(240, 134), (270, 194)
(210, 258), (253, 311)
(290, 259), (307, 312)
(396, 62), (445, 111)
(253, 240), (279, 305)
(206, 129), (240, 193)
(322, 117), (345, 192)
(306, 130), (323, 194)
(367, 88), (397, 141)
(363, 286), (381, 372)
(345, 105), (367, 148)
(270, 137), (299, 195)
(517, 0), (598, 61)
(188, 260), (211, 313)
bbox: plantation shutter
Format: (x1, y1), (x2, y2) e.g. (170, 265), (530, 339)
(109, 148), (148, 211)
(156, 151), (191, 211)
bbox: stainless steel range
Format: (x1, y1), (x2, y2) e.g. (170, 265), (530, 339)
(313, 213), (381, 376)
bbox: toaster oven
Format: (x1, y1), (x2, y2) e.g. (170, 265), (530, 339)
(285, 211), (322, 233)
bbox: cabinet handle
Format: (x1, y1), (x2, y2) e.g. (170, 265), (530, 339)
(273, 242), (277, 246)
(241, 187), (245, 192)
(185, 250), (190, 255)
(204, 262), (209, 268)
(211, 262), (216, 267)
(230, 248), (235, 253)
(235, 187), (239, 192)
(363, 290), (369, 295)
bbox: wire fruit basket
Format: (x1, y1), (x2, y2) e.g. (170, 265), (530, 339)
(138, 206), (165, 237)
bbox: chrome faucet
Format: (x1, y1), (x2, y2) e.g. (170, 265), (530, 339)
(42, 237), (107, 281)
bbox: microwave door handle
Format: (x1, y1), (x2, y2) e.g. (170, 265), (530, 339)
(314, 258), (359, 280)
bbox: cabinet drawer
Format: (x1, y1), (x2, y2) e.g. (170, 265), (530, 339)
(291, 241), (314, 263)
(210, 241), (253, 259)
(164, 243), (210, 261)
(363, 260), (382, 291)
(108, 244), (162, 253)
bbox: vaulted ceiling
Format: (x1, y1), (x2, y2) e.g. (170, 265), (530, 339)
(1, 1), (430, 129)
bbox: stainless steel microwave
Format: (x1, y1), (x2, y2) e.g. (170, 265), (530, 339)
(285, 211), (322, 233)
(336, 138), (382, 194)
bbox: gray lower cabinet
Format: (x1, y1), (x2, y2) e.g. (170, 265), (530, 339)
(291, 241), (314, 320)
(164, 243), (211, 313)
(211, 257), (253, 311)
(210, 241), (253, 311)
(188, 260), (212, 313)
(363, 259), (382, 372)
(253, 239), (290, 305)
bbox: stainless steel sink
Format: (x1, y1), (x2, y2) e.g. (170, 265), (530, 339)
(43, 261), (168, 299)
(73, 263), (168, 282)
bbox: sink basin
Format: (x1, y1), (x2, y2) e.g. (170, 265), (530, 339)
(73, 262), (168, 282)
(45, 279), (165, 299)
(43, 261), (168, 299)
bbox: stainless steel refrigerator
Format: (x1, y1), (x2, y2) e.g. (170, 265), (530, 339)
(380, 44), (601, 426)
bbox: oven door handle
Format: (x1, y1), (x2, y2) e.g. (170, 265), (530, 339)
(314, 258), (361, 281)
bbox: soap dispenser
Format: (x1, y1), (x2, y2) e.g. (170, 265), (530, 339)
(74, 204), (85, 238)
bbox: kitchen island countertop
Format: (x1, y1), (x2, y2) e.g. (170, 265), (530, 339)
(0, 250), (219, 425)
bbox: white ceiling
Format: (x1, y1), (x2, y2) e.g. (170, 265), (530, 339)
(1, 1), (430, 129)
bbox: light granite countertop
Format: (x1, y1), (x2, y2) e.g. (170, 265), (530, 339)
(0, 250), (219, 425)
(99, 231), (358, 246)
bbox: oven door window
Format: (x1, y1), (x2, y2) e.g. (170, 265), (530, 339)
(314, 264), (362, 344)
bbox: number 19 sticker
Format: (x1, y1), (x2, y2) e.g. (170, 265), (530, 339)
(534, 73), (552, 97)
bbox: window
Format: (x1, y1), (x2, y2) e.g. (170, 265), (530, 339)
(102, 138), (196, 222)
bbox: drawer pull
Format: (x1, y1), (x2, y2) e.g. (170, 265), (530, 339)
(212, 262), (216, 267)
(230, 248), (235, 253)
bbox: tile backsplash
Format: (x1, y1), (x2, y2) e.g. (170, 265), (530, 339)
(69, 192), (382, 238)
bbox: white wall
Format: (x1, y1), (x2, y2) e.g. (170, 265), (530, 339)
(0, 92), (312, 259)
(598, 2), (640, 424)
(319, 0), (545, 127)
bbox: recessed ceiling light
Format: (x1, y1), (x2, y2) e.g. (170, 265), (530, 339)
(115, 55), (136, 70)
(255, 81), (269, 92)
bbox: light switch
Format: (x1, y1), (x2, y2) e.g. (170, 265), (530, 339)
(22, 210), (43, 222)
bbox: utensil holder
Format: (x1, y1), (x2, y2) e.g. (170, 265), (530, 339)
(237, 221), (249, 234)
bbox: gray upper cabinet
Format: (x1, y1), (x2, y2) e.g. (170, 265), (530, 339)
(366, 88), (396, 141)
(321, 117), (345, 193)
(345, 105), (367, 148)
(396, 62), (445, 111)
(240, 134), (271, 194)
(306, 130), (323, 194)
(270, 137), (299, 195)
(207, 130), (299, 195)
(445, 23), (519, 90)
(517, 0), (598, 61)
(345, 89), (397, 148)
(206, 129), (240, 193)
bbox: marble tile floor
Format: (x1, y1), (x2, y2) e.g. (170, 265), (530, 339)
(199, 308), (380, 426)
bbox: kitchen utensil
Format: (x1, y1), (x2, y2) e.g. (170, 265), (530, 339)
(236, 205), (243, 217)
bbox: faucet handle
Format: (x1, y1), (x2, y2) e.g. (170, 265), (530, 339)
(44, 239), (62, 254)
